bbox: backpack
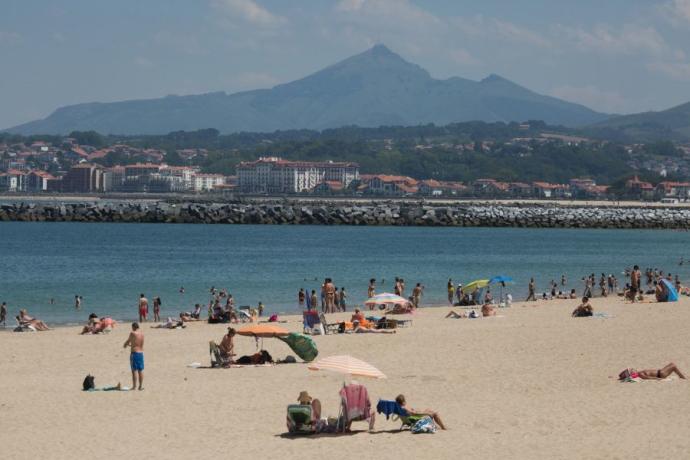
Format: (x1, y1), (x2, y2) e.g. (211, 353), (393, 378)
(83, 374), (95, 391)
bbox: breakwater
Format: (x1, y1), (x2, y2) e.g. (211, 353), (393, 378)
(1, 201), (689, 229)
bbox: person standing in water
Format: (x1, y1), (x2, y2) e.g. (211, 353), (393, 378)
(138, 294), (149, 322)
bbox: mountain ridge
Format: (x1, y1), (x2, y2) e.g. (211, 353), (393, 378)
(7, 44), (609, 135)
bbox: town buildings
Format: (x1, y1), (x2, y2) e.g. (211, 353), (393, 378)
(237, 157), (359, 194)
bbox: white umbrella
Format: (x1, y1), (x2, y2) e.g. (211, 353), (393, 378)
(308, 355), (387, 379)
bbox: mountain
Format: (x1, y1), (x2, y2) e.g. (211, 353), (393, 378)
(585, 101), (690, 142)
(7, 44), (608, 135)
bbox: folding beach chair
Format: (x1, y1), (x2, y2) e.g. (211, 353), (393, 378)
(286, 404), (315, 434)
(319, 312), (340, 334)
(238, 306), (252, 322)
(303, 310), (325, 335)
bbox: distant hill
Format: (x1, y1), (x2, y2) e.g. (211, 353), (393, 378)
(6, 44), (608, 135)
(585, 101), (690, 142)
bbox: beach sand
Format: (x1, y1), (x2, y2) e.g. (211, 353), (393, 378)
(1, 297), (689, 459)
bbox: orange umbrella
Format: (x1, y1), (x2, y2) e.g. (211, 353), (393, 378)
(237, 324), (289, 338)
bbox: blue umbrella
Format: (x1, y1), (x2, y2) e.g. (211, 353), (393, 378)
(489, 276), (513, 304)
(489, 276), (513, 284)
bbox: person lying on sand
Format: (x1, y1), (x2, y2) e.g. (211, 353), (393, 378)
(351, 320), (396, 333)
(572, 297), (593, 317)
(623, 363), (686, 380)
(151, 317), (186, 329)
(395, 394), (447, 430)
(17, 309), (49, 331)
(445, 310), (466, 319)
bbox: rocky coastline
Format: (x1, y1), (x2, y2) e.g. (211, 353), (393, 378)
(1, 201), (689, 229)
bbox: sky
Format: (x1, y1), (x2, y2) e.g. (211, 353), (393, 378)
(1, 0), (690, 129)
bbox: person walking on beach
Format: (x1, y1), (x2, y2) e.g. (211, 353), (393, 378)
(310, 290), (318, 312)
(0, 302), (7, 327)
(339, 287), (347, 311)
(526, 278), (536, 301)
(412, 283), (423, 308)
(325, 278), (336, 313)
(630, 265), (641, 303)
(123, 322), (145, 390)
(447, 279), (454, 306)
(138, 294), (149, 322)
(153, 296), (161, 322)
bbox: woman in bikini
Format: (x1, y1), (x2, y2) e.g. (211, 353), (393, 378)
(631, 363), (686, 380)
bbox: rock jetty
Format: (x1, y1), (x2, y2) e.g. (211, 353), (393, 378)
(0, 201), (689, 229)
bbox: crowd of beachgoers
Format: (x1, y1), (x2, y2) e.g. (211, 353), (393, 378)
(2, 263), (688, 435)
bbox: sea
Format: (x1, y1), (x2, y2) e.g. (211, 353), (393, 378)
(1, 221), (689, 325)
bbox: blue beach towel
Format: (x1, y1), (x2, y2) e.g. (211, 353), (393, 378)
(376, 400), (408, 420)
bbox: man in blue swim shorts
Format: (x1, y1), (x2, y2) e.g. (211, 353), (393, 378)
(123, 322), (145, 390)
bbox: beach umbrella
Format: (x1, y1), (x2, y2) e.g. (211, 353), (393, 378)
(489, 276), (513, 303)
(364, 293), (409, 306)
(489, 275), (513, 284)
(308, 355), (387, 379)
(237, 323), (289, 338)
(461, 279), (489, 294)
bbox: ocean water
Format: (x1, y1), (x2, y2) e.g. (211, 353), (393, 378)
(1, 222), (689, 325)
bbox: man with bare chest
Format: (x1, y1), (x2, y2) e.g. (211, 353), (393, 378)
(123, 322), (145, 390)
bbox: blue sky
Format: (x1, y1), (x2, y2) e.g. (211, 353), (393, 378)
(1, 0), (690, 129)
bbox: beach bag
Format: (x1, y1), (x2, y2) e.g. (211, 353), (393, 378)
(411, 416), (436, 434)
(83, 375), (95, 391)
(618, 369), (632, 381)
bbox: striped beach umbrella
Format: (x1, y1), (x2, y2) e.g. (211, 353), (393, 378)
(308, 355), (387, 379)
(364, 293), (409, 306)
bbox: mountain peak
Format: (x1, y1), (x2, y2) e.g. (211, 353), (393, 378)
(368, 43), (395, 56)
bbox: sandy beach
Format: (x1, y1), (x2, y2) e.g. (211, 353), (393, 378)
(2, 297), (689, 459)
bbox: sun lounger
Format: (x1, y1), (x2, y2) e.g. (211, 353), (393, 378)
(375, 399), (425, 430)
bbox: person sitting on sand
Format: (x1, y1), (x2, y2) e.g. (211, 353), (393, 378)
(481, 302), (496, 317)
(623, 363), (686, 380)
(351, 308), (365, 323)
(351, 320), (396, 334)
(654, 281), (668, 302)
(17, 309), (49, 331)
(569, 289), (577, 299)
(395, 394), (447, 430)
(571, 297), (593, 317)
(81, 313), (101, 334)
(179, 312), (198, 322)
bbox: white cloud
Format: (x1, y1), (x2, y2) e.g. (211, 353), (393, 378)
(134, 57), (155, 69)
(550, 85), (628, 113)
(334, 0), (442, 32)
(452, 15), (551, 48)
(448, 48), (481, 66)
(0, 30), (21, 45)
(647, 61), (690, 80)
(661, 0), (690, 26)
(212, 0), (286, 27)
(556, 23), (669, 56)
(230, 71), (280, 89)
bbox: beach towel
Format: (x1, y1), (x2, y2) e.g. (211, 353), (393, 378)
(277, 333), (319, 362)
(376, 400), (408, 420)
(340, 384), (371, 422)
(411, 416), (436, 434)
